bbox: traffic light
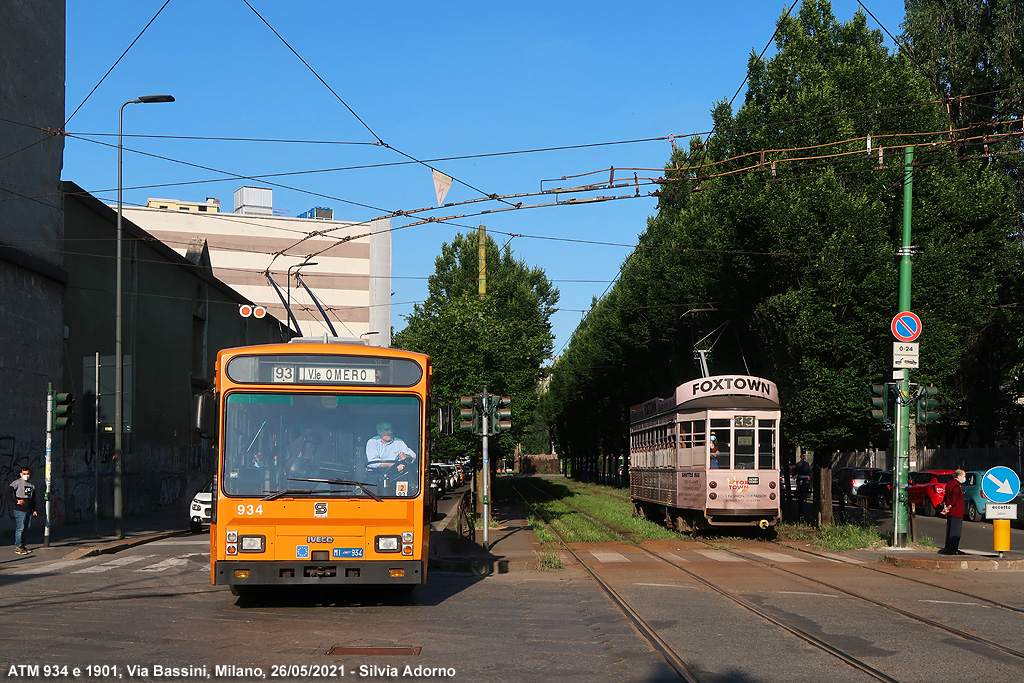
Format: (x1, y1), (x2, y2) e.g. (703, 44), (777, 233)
(491, 395), (512, 433)
(459, 395), (480, 433)
(870, 384), (889, 423)
(53, 391), (75, 431)
(916, 385), (940, 424)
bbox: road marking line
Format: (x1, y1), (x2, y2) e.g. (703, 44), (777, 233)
(919, 600), (980, 606)
(136, 557), (191, 572)
(590, 551), (630, 563)
(72, 555), (154, 573)
(661, 552), (687, 563)
(695, 551), (747, 562)
(750, 551), (808, 563)
(8, 559), (89, 575)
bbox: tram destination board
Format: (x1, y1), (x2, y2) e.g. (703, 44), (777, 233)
(272, 364), (377, 384)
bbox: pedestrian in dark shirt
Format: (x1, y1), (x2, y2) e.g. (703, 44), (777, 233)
(6, 466), (39, 554)
(938, 468), (967, 555)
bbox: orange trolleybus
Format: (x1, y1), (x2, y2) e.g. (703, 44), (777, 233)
(195, 338), (433, 595)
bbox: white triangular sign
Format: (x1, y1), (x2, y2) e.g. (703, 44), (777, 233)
(432, 169), (453, 206)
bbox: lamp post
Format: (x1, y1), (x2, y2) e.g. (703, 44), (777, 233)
(116, 94), (174, 537)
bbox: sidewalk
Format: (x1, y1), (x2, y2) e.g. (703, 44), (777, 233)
(3, 507), (189, 562)
(428, 483), (544, 574)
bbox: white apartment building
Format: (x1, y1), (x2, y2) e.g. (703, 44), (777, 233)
(119, 187), (392, 346)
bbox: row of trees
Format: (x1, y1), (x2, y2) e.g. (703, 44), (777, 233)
(393, 1), (1024, 471)
(546, 0), (1024, 462)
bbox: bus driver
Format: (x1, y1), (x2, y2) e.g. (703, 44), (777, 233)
(365, 422), (416, 481)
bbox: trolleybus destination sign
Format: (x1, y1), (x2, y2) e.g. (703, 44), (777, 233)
(272, 364), (377, 384)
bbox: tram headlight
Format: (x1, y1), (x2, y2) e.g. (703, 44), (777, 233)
(769, 481), (776, 489)
(375, 535), (401, 553)
(709, 492), (718, 500)
(709, 481), (717, 489)
(769, 492), (777, 500)
(402, 531), (414, 544)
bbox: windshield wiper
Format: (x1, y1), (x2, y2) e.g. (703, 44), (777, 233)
(287, 477), (383, 502)
(261, 488), (318, 501)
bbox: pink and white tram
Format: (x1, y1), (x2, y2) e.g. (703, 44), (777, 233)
(629, 375), (782, 532)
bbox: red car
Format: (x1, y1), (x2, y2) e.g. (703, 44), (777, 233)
(907, 469), (957, 516)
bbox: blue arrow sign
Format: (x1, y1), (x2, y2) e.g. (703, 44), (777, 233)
(981, 466), (1020, 504)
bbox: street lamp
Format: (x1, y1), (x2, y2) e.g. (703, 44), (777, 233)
(286, 260), (318, 335)
(116, 94), (174, 537)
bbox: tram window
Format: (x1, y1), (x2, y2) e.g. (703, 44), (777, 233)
(691, 420), (706, 447)
(734, 429), (755, 469)
(710, 420), (731, 469)
(758, 422), (776, 469)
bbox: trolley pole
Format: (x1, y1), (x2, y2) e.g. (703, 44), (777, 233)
(893, 146), (915, 548)
(481, 388), (491, 550)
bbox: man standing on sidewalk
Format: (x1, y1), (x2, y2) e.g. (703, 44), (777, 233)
(938, 468), (967, 556)
(6, 466), (39, 554)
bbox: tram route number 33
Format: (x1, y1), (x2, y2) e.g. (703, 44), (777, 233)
(238, 504), (264, 516)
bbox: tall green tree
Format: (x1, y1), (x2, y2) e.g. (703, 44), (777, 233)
(393, 232), (558, 462)
(549, 0), (1024, 465)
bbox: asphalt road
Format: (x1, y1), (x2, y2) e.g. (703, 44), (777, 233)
(3, 506), (1024, 682)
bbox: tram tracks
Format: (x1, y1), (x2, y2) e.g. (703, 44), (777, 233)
(511, 479), (1024, 681)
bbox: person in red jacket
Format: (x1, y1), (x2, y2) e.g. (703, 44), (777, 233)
(938, 468), (967, 555)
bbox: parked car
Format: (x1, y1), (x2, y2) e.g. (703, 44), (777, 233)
(780, 465), (798, 493)
(960, 470), (988, 522)
(854, 470), (893, 509)
(907, 469), (956, 516)
(430, 464), (448, 497)
(831, 467), (881, 506)
(189, 480), (214, 533)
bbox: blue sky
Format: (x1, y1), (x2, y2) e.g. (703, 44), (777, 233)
(62, 1), (908, 358)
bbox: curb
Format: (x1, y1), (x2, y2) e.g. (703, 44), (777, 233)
(881, 555), (1024, 571)
(429, 553), (539, 574)
(62, 530), (190, 560)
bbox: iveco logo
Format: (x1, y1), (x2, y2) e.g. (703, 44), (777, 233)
(307, 536), (334, 544)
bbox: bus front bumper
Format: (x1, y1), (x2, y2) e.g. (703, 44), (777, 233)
(215, 559), (423, 586)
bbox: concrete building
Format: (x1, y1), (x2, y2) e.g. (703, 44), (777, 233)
(120, 187), (393, 346)
(0, 2), (66, 514)
(59, 182), (290, 521)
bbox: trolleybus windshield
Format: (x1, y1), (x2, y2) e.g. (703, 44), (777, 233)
(222, 392), (421, 500)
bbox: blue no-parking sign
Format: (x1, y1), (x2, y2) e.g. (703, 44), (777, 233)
(981, 466), (1020, 504)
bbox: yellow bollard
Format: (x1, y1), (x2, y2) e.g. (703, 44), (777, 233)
(994, 519), (1011, 552)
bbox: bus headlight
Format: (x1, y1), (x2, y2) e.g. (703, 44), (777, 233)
(239, 535), (265, 553)
(402, 531), (414, 544)
(375, 535), (401, 553)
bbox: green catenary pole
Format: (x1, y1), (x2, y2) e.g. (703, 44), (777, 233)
(893, 146), (914, 547)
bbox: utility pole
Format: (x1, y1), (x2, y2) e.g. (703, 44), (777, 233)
(477, 225), (486, 298)
(481, 388), (491, 550)
(893, 146), (915, 548)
